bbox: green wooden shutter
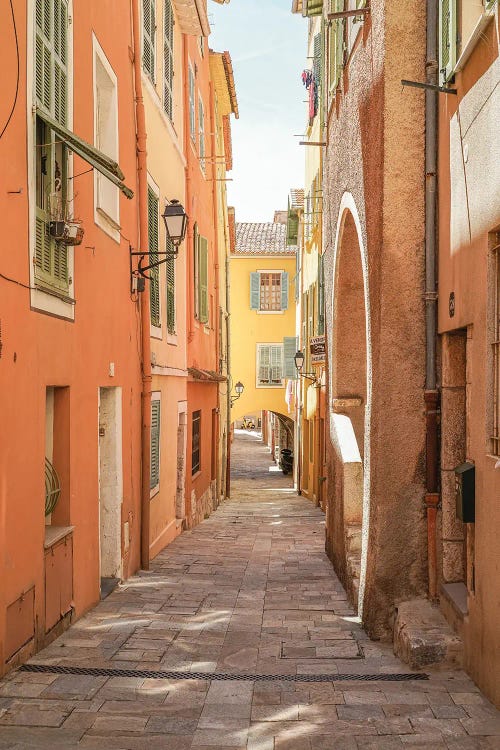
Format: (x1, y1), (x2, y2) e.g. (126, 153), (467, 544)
(329, 0), (344, 91)
(318, 253), (325, 335)
(281, 272), (289, 310)
(258, 345), (270, 384)
(143, 0), (156, 81)
(439, 0), (457, 83)
(34, 0), (69, 294)
(250, 272), (260, 309)
(283, 336), (299, 379)
(306, 0), (323, 16)
(313, 33), (322, 91)
(163, 0), (173, 120)
(271, 345), (283, 383)
(150, 399), (161, 490)
(485, 0), (497, 8)
(166, 238), (175, 334)
(199, 235), (209, 323)
(148, 188), (160, 327)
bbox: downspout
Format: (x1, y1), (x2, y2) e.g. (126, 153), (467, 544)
(132, 0), (152, 571)
(209, 80), (221, 500)
(184, 38), (194, 343)
(424, 0), (440, 600)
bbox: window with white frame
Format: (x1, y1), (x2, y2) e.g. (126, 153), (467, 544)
(257, 344), (284, 387)
(189, 65), (195, 141)
(34, 0), (70, 295)
(250, 271), (289, 312)
(198, 96), (205, 172)
(94, 45), (119, 236)
(150, 395), (161, 494)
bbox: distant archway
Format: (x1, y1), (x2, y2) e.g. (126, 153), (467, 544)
(328, 193), (372, 615)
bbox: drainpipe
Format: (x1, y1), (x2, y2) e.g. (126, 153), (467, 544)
(424, 0), (440, 600)
(132, 0), (152, 570)
(209, 80), (221, 501)
(225, 254), (232, 498)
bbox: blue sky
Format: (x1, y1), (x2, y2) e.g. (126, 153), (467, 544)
(209, 0), (306, 222)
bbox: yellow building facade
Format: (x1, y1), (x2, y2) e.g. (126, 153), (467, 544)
(230, 222), (297, 425)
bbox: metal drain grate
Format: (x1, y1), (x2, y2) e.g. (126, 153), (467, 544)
(19, 664), (428, 682)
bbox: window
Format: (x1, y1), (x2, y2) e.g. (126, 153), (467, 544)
(163, 0), (174, 120)
(194, 226), (209, 323)
(198, 97), (205, 172)
(143, 0), (156, 82)
(94, 47), (119, 236)
(148, 187), (161, 328)
(150, 396), (161, 493)
(318, 252), (325, 335)
(192, 410), (201, 475)
(166, 236), (175, 334)
(35, 0), (70, 294)
(491, 230), (500, 456)
(189, 65), (195, 141)
(250, 272), (289, 311)
(257, 344), (284, 387)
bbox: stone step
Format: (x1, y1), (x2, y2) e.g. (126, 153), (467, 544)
(394, 598), (463, 670)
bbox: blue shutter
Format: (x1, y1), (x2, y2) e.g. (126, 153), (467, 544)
(281, 272), (289, 310)
(250, 272), (260, 309)
(283, 336), (298, 379)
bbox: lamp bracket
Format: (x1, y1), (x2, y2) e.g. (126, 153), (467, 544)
(130, 248), (179, 279)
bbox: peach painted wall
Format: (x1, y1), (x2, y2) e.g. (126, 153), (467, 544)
(438, 13), (500, 707)
(0, 0), (142, 671)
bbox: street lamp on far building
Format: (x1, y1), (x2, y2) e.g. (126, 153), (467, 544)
(230, 381), (244, 407)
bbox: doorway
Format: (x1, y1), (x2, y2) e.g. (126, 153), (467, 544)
(98, 387), (123, 598)
(176, 406), (187, 523)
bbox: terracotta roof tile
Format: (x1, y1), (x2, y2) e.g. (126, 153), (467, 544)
(235, 222), (297, 255)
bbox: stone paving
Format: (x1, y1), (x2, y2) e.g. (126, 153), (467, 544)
(1, 430), (499, 748)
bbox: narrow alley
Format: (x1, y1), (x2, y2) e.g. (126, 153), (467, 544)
(0, 433), (499, 749)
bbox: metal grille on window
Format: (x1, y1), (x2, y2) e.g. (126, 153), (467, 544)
(192, 410), (201, 475)
(260, 273), (282, 311)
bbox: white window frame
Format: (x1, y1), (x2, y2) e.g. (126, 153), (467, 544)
(29, 0), (75, 320)
(257, 269), (285, 314)
(93, 35), (120, 243)
(198, 95), (205, 173)
(256, 343), (285, 388)
(189, 63), (196, 142)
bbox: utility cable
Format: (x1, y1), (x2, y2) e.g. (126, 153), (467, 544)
(0, 0), (20, 141)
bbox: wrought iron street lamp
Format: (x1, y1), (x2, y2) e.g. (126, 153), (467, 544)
(230, 381), (244, 407)
(130, 199), (188, 282)
(294, 349), (317, 383)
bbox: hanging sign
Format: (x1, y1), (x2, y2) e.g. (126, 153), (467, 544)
(310, 335), (326, 364)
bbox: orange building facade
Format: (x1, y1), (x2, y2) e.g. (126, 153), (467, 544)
(0, 0), (235, 676)
(0, 0), (142, 673)
(436, 1), (500, 707)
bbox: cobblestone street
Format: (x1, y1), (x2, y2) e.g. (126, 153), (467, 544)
(0, 431), (499, 749)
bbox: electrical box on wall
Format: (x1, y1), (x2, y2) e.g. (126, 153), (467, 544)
(455, 462), (475, 523)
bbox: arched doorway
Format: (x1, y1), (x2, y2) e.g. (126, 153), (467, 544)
(327, 195), (371, 616)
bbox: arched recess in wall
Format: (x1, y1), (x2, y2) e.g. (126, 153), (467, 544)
(329, 192), (372, 617)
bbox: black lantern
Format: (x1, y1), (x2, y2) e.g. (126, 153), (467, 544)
(294, 350), (305, 372)
(162, 200), (188, 248)
(230, 381), (244, 407)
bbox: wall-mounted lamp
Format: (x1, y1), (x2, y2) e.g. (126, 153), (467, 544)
(130, 199), (188, 282)
(230, 381), (244, 407)
(294, 350), (318, 384)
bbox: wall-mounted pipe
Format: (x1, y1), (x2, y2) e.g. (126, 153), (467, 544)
(424, 0), (440, 600)
(131, 0), (152, 571)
